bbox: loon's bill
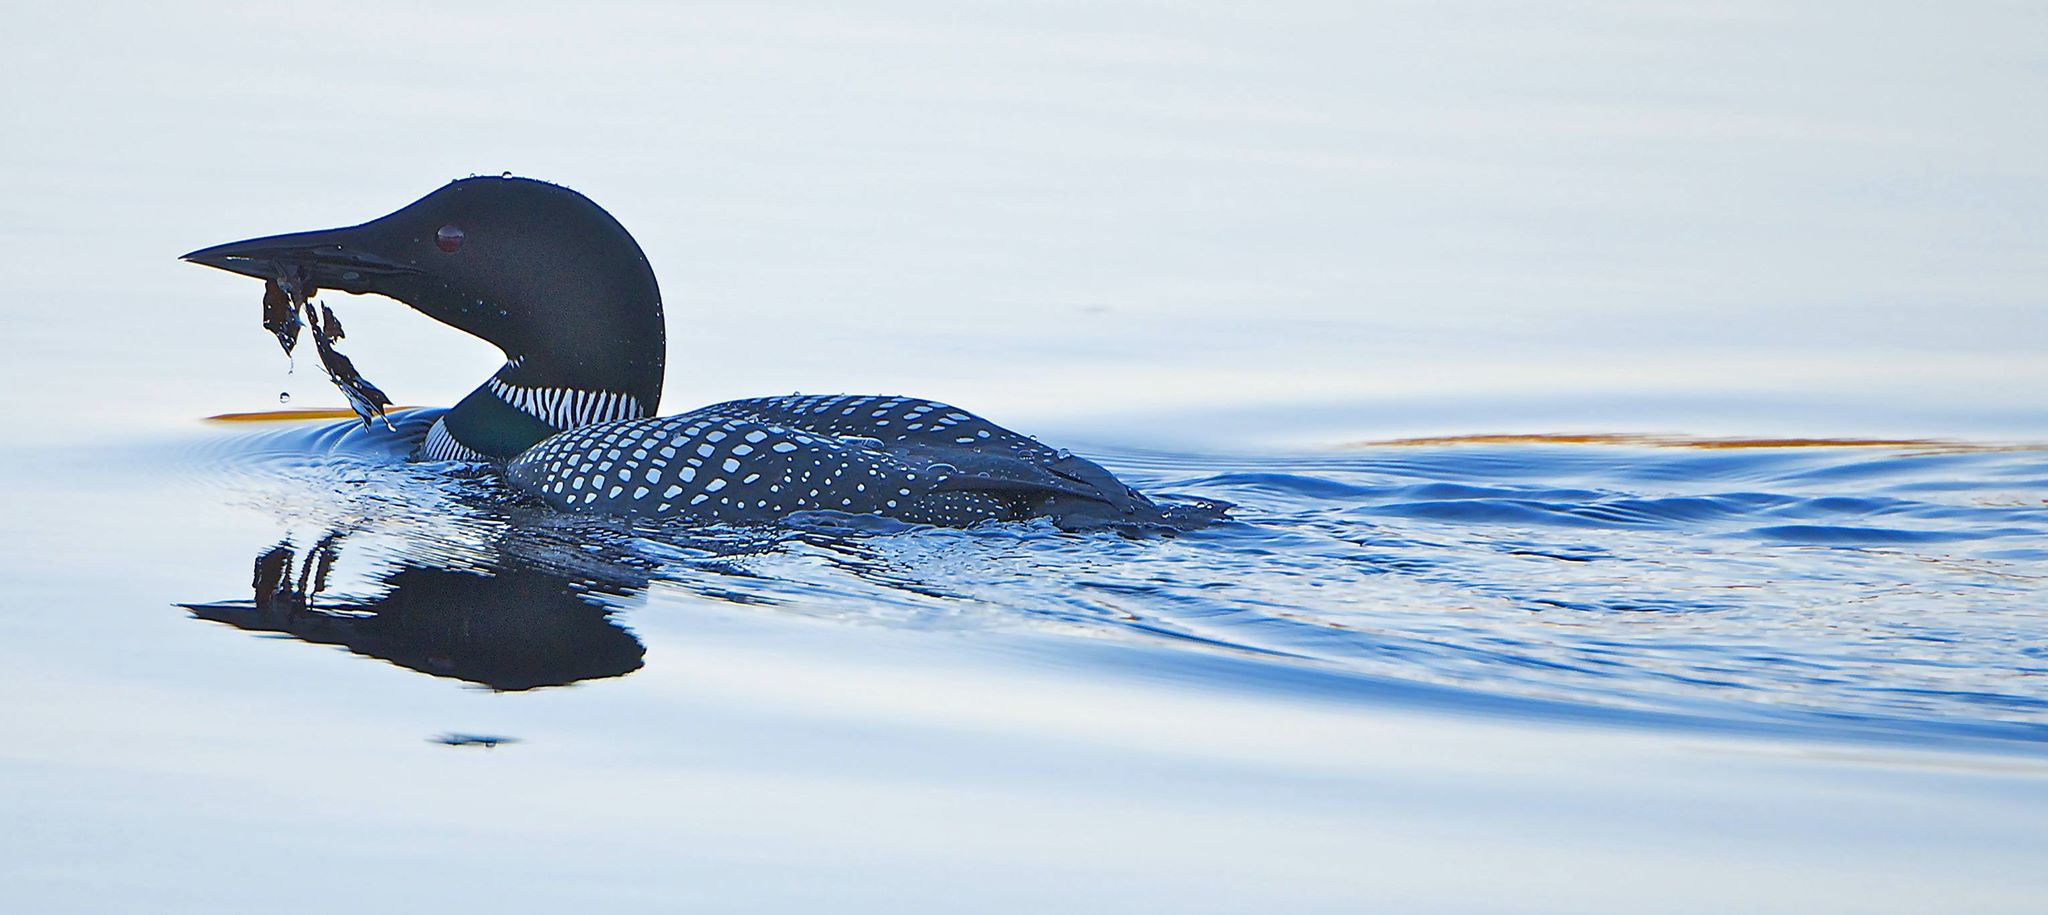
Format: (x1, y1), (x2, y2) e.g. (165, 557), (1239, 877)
(185, 175), (1228, 532)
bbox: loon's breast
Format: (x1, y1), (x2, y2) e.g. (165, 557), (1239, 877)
(503, 394), (1165, 528)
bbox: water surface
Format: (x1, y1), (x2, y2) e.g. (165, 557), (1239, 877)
(3, 2), (2047, 912)
(163, 419), (2048, 746)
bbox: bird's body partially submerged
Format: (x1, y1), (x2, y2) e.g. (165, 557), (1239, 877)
(184, 176), (1225, 532)
(508, 394), (1201, 528)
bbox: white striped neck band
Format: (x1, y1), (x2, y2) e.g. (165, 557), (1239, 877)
(485, 368), (649, 430)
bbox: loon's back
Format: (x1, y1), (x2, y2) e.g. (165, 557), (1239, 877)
(505, 394), (1222, 531)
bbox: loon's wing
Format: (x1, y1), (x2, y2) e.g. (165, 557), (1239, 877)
(716, 394), (1143, 506)
(907, 445), (1128, 503)
(506, 396), (1224, 531)
(715, 394), (1052, 455)
(506, 408), (1017, 525)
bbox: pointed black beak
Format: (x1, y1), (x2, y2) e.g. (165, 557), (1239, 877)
(182, 226), (420, 294)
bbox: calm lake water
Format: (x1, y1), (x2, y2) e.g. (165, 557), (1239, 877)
(4, 3), (2047, 912)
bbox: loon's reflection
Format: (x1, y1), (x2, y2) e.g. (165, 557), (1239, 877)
(181, 413), (966, 690)
(174, 502), (920, 690)
(181, 533), (652, 691)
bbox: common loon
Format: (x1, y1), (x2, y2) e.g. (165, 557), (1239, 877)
(184, 176), (1224, 531)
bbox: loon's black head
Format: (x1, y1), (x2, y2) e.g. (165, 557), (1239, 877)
(184, 176), (666, 459)
(184, 176), (665, 405)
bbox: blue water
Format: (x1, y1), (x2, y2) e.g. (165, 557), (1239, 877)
(6, 3), (2048, 910)
(172, 416), (2048, 751)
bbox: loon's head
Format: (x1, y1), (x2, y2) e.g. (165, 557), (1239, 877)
(184, 176), (666, 458)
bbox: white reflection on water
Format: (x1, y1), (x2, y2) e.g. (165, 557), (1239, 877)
(2, 2), (2047, 913)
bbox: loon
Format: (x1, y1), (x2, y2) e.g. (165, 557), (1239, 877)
(184, 176), (1223, 531)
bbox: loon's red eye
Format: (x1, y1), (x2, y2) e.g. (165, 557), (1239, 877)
(435, 224), (464, 253)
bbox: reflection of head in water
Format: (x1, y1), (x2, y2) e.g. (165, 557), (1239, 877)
(183, 531), (655, 691)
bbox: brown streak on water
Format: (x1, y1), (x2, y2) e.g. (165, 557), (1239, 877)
(206, 408), (420, 423)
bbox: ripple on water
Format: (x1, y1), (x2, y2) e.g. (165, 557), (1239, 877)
(184, 421), (2048, 749)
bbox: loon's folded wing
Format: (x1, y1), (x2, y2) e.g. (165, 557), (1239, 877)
(920, 448), (1133, 505)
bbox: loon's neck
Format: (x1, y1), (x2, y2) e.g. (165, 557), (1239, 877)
(432, 351), (662, 461)
(419, 245), (667, 462)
